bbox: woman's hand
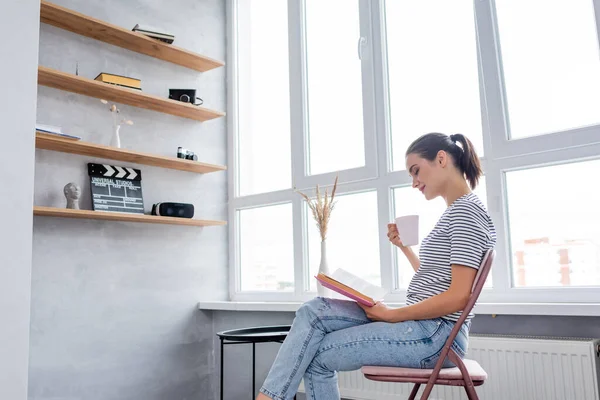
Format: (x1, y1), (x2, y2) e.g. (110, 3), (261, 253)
(358, 301), (396, 322)
(387, 223), (404, 248)
(390, 222), (421, 272)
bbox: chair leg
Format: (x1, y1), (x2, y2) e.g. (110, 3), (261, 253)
(464, 384), (479, 400)
(419, 382), (434, 400)
(447, 350), (478, 400)
(408, 383), (420, 400)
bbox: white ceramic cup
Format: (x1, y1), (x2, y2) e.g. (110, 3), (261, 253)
(394, 215), (419, 246)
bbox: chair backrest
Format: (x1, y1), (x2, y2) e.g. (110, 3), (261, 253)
(416, 248), (495, 394)
(439, 248), (495, 355)
(471, 248), (495, 296)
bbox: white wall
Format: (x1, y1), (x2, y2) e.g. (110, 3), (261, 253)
(0, 0), (40, 399)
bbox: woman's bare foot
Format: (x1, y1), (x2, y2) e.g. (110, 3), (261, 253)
(256, 392), (271, 400)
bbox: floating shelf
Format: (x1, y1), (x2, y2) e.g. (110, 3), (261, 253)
(35, 132), (227, 174)
(40, 0), (224, 72)
(34, 206), (227, 227)
(38, 66), (225, 122)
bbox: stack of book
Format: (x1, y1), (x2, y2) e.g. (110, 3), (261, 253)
(36, 123), (81, 140)
(94, 73), (141, 90)
(132, 24), (175, 44)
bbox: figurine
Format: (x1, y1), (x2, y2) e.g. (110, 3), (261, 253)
(63, 182), (81, 210)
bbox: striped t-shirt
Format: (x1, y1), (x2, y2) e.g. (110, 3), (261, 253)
(406, 193), (496, 323)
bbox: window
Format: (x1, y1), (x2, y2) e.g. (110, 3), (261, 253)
(229, 0), (600, 313)
(385, 0), (484, 171)
(506, 160), (600, 287)
(237, 0), (292, 195)
(305, 0), (366, 175)
(306, 191), (380, 291)
(495, 0), (600, 139)
(239, 204), (294, 291)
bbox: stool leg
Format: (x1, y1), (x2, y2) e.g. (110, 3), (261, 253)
(220, 339), (224, 400)
(252, 342), (256, 399)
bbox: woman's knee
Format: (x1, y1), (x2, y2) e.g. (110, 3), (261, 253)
(295, 297), (326, 319)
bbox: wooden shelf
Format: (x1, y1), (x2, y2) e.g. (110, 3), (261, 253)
(40, 0), (224, 72)
(34, 206), (227, 227)
(35, 132), (227, 174)
(38, 66), (225, 122)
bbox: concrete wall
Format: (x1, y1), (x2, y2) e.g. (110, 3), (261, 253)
(0, 1), (40, 399)
(211, 311), (295, 400)
(29, 1), (228, 399)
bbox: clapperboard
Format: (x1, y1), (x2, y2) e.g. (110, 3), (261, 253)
(88, 163), (145, 214)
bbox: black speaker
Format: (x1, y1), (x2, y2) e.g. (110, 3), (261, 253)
(151, 202), (194, 218)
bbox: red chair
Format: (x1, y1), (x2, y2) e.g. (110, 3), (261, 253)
(361, 249), (495, 400)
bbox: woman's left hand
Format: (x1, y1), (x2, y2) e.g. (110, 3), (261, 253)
(358, 301), (395, 322)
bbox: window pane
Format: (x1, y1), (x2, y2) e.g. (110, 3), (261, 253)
(239, 204), (294, 291)
(307, 191), (380, 291)
(496, 0), (600, 138)
(386, 0), (483, 171)
(506, 160), (600, 287)
(393, 179), (488, 288)
(305, 0), (365, 175)
(237, 0), (291, 195)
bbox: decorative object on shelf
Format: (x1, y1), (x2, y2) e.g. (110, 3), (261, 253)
(177, 147), (198, 161)
(36, 123), (62, 135)
(100, 99), (133, 149)
(63, 182), (81, 210)
(35, 123), (81, 140)
(296, 175), (339, 297)
(37, 131), (81, 141)
(95, 72), (141, 90)
(112, 125), (121, 149)
(132, 23), (175, 44)
(151, 202), (194, 218)
(169, 88), (203, 106)
(132, 24), (175, 44)
(88, 163), (144, 214)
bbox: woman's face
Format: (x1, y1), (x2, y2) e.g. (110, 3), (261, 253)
(405, 151), (448, 200)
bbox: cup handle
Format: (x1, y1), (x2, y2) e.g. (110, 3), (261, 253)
(194, 97), (204, 106)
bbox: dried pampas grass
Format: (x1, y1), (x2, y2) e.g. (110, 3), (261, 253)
(296, 175), (338, 241)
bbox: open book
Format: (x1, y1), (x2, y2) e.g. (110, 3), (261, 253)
(315, 268), (388, 307)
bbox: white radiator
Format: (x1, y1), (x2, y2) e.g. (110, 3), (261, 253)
(298, 335), (600, 400)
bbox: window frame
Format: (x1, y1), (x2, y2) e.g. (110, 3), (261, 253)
(227, 0), (600, 311)
(289, 0), (379, 191)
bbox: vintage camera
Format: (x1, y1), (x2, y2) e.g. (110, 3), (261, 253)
(177, 147), (198, 161)
(169, 89), (203, 106)
(151, 202), (194, 218)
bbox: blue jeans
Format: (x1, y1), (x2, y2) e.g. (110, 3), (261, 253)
(259, 297), (469, 400)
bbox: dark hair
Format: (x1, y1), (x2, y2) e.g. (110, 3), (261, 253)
(405, 132), (482, 189)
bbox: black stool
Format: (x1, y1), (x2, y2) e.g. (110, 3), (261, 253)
(216, 325), (297, 400)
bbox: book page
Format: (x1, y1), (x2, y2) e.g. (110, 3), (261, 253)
(330, 268), (388, 302)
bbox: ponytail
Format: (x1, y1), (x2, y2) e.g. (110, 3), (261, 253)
(405, 132), (483, 189)
(448, 133), (482, 189)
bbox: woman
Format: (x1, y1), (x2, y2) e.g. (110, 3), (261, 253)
(257, 132), (496, 400)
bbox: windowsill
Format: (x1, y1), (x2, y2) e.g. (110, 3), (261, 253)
(198, 301), (600, 316)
